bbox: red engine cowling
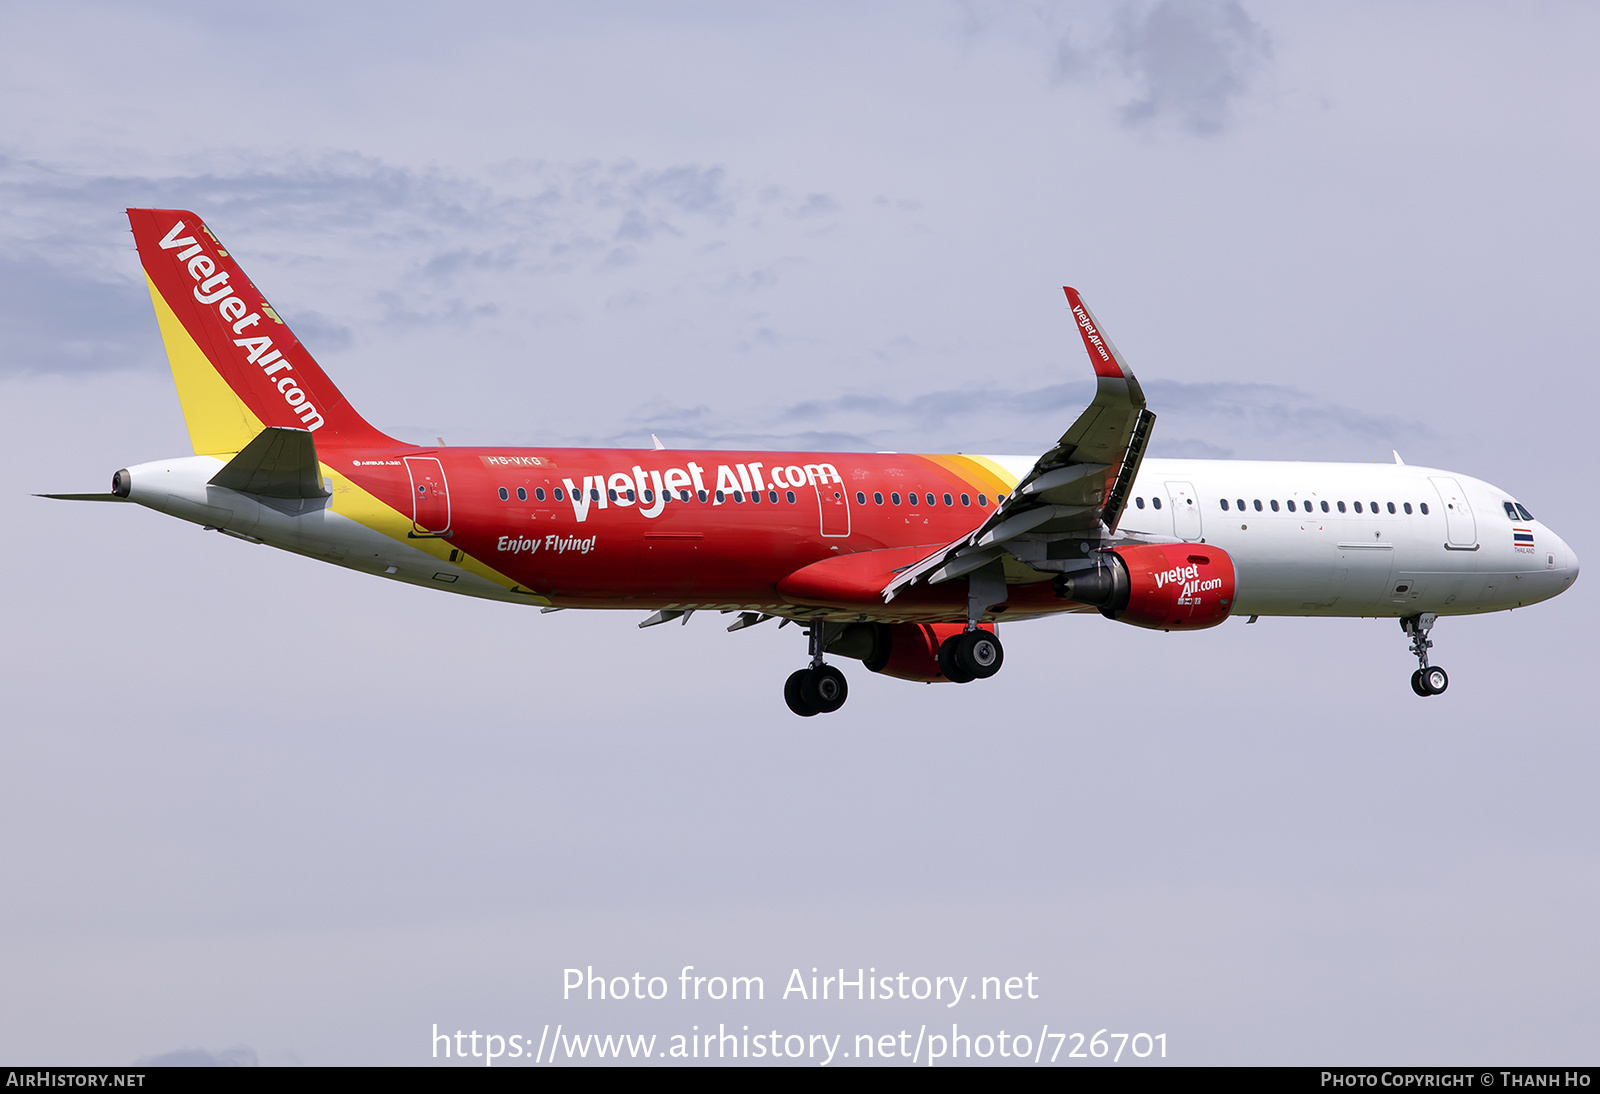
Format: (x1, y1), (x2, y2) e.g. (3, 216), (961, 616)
(827, 621), (991, 682)
(1055, 543), (1236, 631)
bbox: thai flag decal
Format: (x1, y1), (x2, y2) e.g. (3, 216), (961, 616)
(1513, 528), (1535, 548)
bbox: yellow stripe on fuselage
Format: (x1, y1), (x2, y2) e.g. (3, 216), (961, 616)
(923, 454), (1019, 497)
(319, 463), (550, 605)
(144, 272), (262, 456)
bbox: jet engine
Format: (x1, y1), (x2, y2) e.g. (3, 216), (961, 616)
(828, 621), (992, 682)
(1054, 543), (1236, 631)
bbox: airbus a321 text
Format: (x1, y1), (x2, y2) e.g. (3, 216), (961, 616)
(42, 209), (1580, 715)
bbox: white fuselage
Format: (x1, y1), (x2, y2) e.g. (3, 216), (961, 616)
(1113, 458), (1577, 617)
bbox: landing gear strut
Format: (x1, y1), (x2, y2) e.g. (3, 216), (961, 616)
(1402, 613), (1448, 697)
(784, 621), (849, 717)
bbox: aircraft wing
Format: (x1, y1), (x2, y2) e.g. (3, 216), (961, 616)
(884, 287), (1156, 599)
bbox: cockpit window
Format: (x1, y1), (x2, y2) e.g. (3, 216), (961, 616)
(1516, 503), (1534, 522)
(1503, 501), (1518, 520)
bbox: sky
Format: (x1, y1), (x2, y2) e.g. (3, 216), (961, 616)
(1, 0), (1596, 1067)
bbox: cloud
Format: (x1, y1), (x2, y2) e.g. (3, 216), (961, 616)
(0, 152), (755, 375)
(0, 253), (155, 375)
(583, 377), (1428, 460)
(1115, 0), (1271, 134)
(135, 1045), (258, 1067)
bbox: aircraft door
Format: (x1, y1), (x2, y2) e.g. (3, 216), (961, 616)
(1165, 481), (1202, 541)
(1428, 476), (1477, 547)
(405, 456), (451, 536)
(812, 470), (851, 538)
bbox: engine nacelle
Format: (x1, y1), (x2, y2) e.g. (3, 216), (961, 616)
(1055, 543), (1236, 631)
(827, 621), (991, 682)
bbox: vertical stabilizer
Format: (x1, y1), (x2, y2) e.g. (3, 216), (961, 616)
(128, 209), (396, 455)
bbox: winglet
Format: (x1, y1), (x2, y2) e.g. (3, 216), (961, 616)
(1063, 287), (1144, 405)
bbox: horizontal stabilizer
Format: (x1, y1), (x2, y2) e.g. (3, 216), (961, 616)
(35, 493), (131, 502)
(209, 427), (330, 499)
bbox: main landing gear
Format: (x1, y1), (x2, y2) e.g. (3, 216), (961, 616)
(1402, 613), (1449, 697)
(784, 621), (849, 718)
(937, 629), (1004, 684)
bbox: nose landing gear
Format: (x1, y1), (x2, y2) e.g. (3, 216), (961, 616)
(1402, 613), (1448, 696)
(784, 621), (850, 717)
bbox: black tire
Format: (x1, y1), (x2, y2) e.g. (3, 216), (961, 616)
(1422, 666), (1448, 695)
(784, 669), (818, 717)
(957, 630), (1004, 679)
(802, 665), (849, 713)
(938, 635), (975, 683)
(1411, 669), (1429, 697)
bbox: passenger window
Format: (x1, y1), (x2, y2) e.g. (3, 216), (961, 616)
(1220, 498), (1229, 510)
(715, 490), (725, 503)
(1270, 500), (1279, 512)
(1153, 497), (1163, 509)
(1237, 498), (1246, 511)
(1136, 497), (1146, 509)
(697, 490), (708, 502)
(1353, 501), (1362, 513)
(874, 492), (884, 505)
(1287, 500), (1296, 512)
(961, 493), (970, 506)
(1419, 502), (1429, 515)
(514, 487), (524, 501)
(732, 491), (742, 502)
(786, 490), (796, 504)
(1370, 501), (1378, 512)
(1387, 502), (1395, 514)
(856, 491), (866, 505)
(747, 488), (758, 503)
(943, 493), (953, 507)
(591, 489), (600, 501)
(628, 490), (637, 502)
(1336, 501), (1345, 512)
(608, 489), (618, 502)
(554, 488), (564, 501)
(1516, 503), (1534, 521)
(978, 495), (989, 507)
(498, 487), (508, 500)
(768, 490), (778, 503)
(1321, 501), (1329, 512)
(891, 492), (901, 505)
(535, 488), (545, 501)
(910, 493), (920, 507)
(1403, 502), (1412, 514)
(1253, 499), (1263, 511)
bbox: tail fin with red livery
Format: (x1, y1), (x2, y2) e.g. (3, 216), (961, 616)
(128, 208), (396, 456)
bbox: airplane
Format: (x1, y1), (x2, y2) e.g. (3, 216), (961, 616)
(40, 208), (1580, 715)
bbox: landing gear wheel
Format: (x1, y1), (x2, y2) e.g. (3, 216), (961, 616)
(784, 669), (818, 717)
(956, 630), (1004, 679)
(1421, 666), (1448, 695)
(801, 665), (848, 713)
(938, 636), (976, 683)
(1410, 669), (1429, 697)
